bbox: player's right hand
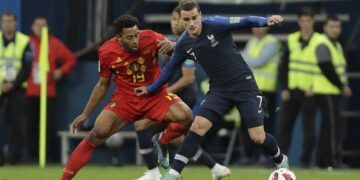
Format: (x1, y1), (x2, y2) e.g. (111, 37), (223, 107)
(304, 89), (314, 97)
(267, 15), (283, 26)
(134, 86), (148, 96)
(158, 38), (175, 54)
(342, 85), (352, 98)
(281, 89), (290, 102)
(71, 113), (88, 134)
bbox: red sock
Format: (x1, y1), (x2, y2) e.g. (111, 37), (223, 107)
(159, 122), (188, 144)
(60, 138), (96, 180)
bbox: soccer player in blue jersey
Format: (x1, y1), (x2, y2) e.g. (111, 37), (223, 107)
(135, 0), (288, 179)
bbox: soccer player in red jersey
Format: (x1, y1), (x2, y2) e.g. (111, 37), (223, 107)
(61, 14), (230, 180)
(60, 15), (193, 180)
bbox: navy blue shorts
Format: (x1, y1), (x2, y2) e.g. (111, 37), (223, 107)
(196, 90), (268, 128)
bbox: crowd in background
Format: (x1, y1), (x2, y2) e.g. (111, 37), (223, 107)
(0, 12), (77, 165)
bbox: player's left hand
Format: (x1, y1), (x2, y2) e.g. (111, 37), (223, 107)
(134, 86), (148, 96)
(158, 38), (175, 54)
(267, 15), (283, 26)
(53, 69), (63, 81)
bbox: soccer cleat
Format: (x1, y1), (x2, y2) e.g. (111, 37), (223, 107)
(160, 173), (178, 180)
(152, 134), (169, 169)
(137, 169), (161, 180)
(211, 163), (231, 180)
(276, 154), (289, 169)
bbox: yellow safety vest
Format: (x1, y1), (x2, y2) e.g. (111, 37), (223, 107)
(247, 34), (280, 92)
(313, 34), (347, 94)
(0, 31), (29, 84)
(287, 31), (322, 91)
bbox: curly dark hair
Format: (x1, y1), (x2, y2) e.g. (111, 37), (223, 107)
(113, 15), (139, 35)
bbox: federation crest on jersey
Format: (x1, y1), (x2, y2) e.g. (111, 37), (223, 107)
(129, 61), (141, 73)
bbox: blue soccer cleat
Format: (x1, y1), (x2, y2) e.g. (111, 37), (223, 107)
(152, 133), (169, 169)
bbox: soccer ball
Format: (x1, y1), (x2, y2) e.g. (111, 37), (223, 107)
(268, 168), (296, 180)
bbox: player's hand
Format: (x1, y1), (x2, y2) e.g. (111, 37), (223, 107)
(267, 15), (283, 26)
(1, 82), (14, 93)
(71, 113), (88, 134)
(53, 69), (63, 81)
(342, 85), (352, 98)
(281, 89), (290, 102)
(134, 86), (148, 96)
(305, 89), (315, 97)
(158, 38), (175, 54)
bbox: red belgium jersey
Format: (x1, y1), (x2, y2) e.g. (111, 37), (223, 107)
(98, 30), (167, 96)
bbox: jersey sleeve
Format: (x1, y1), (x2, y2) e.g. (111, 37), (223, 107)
(148, 30), (165, 51)
(98, 51), (112, 78)
(152, 30), (165, 42)
(146, 43), (186, 93)
(205, 16), (268, 32)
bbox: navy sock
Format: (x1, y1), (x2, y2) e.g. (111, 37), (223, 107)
(172, 131), (203, 174)
(192, 148), (216, 169)
(262, 133), (283, 164)
(136, 129), (157, 170)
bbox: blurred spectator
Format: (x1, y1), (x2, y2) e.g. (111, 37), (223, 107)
(278, 7), (323, 168)
(304, 15), (352, 168)
(0, 12), (32, 165)
(26, 16), (77, 162)
(242, 27), (281, 165)
(159, 8), (197, 108)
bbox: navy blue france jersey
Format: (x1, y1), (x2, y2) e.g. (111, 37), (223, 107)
(147, 16), (269, 99)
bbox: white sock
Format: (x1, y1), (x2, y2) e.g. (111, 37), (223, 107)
(211, 163), (221, 173)
(169, 169), (180, 177)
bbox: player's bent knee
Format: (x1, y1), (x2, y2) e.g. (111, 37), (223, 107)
(249, 132), (266, 144)
(189, 117), (212, 136)
(251, 136), (265, 144)
(173, 104), (193, 126)
(248, 126), (266, 144)
(87, 127), (112, 145)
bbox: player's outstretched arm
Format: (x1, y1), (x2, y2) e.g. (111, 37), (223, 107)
(134, 52), (185, 96)
(208, 15), (283, 31)
(71, 77), (111, 133)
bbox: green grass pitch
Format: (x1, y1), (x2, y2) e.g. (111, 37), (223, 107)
(1, 165), (360, 179)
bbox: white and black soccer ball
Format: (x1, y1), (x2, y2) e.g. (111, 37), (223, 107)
(268, 168), (296, 180)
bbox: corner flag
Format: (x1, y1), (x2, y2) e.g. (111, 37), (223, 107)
(39, 27), (49, 168)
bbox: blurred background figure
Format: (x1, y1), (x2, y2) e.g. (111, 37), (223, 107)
(105, 132), (124, 166)
(159, 6), (197, 108)
(242, 26), (281, 165)
(303, 14), (352, 168)
(26, 16), (77, 163)
(278, 7), (323, 168)
(0, 11), (32, 165)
